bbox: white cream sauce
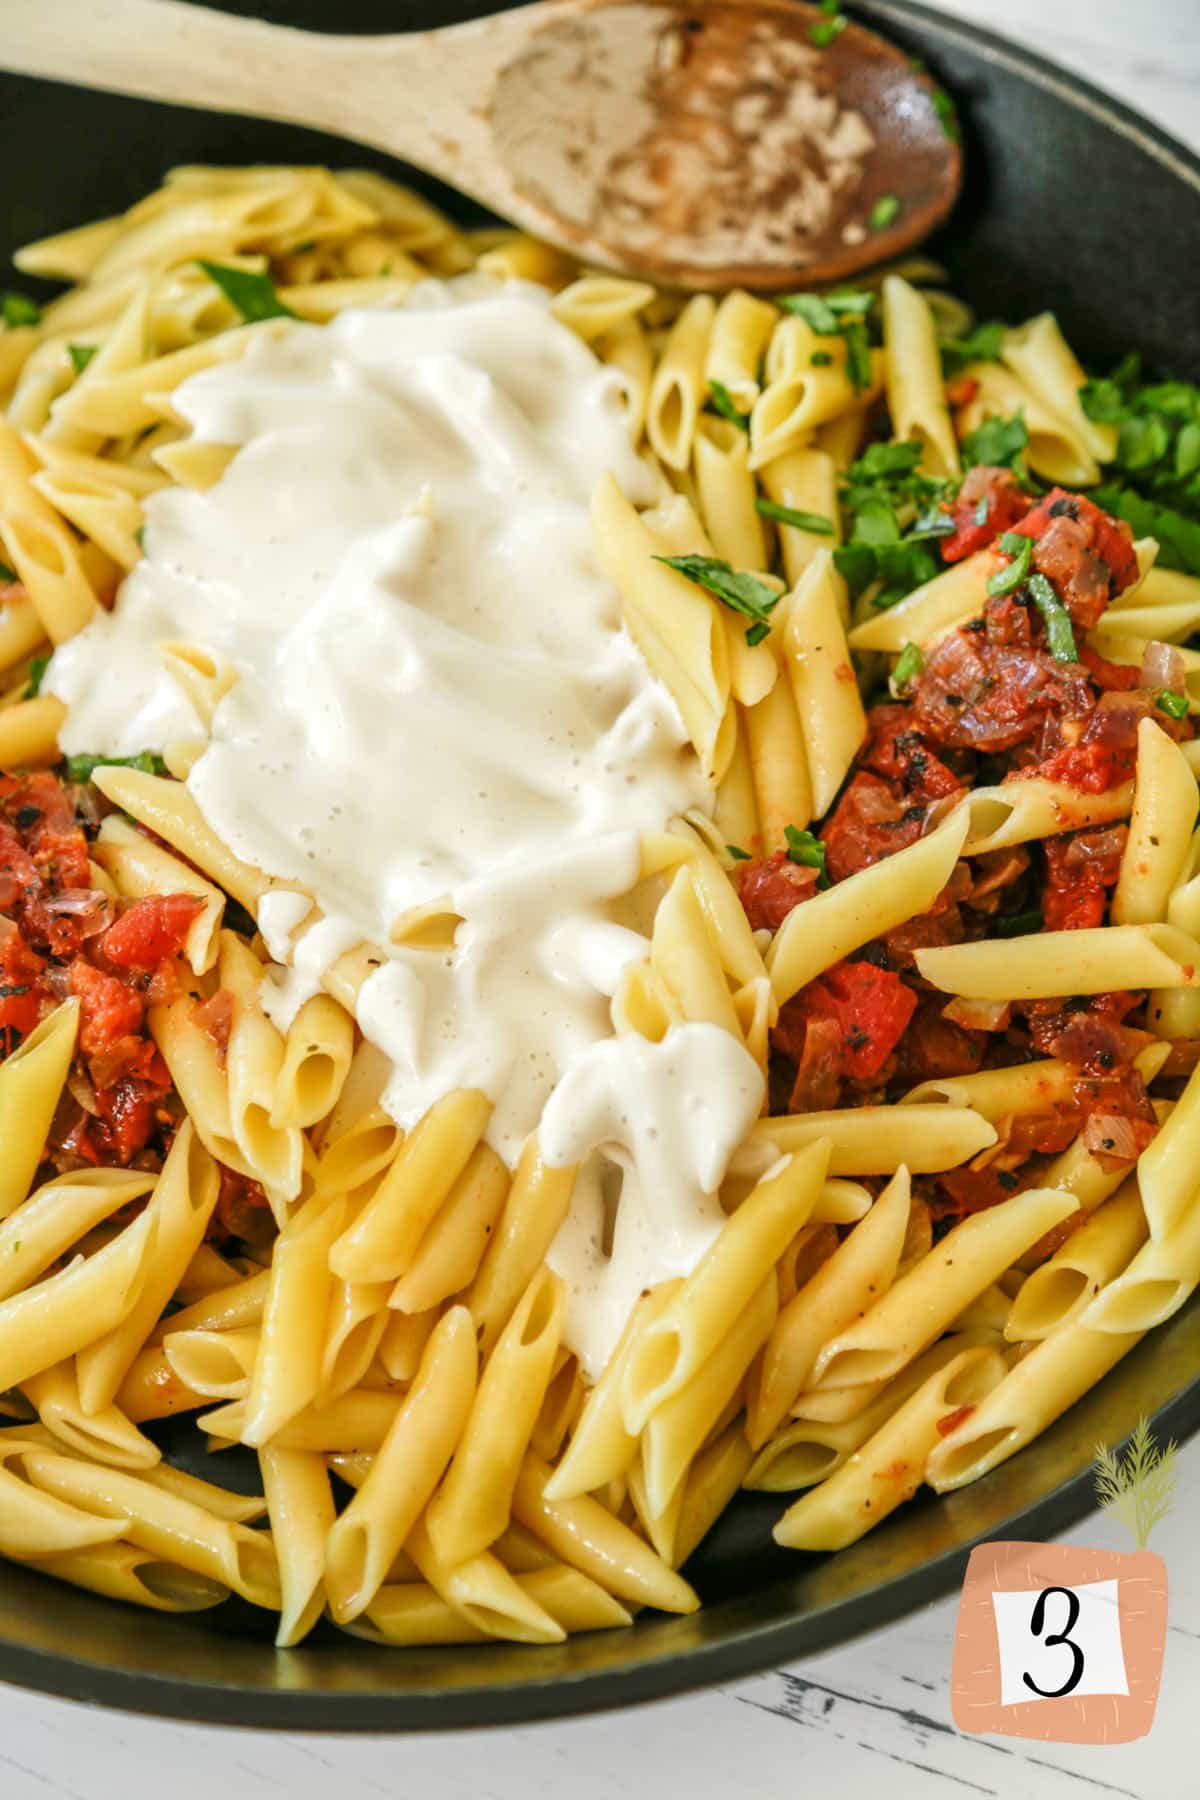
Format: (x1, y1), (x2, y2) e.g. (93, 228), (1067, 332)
(48, 284), (761, 1374)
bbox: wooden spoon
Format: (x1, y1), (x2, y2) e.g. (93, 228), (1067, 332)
(1, 0), (961, 290)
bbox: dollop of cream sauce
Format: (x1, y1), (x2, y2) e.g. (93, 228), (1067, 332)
(49, 284), (764, 1374)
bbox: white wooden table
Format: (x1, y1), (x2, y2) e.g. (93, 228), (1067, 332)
(2, 2), (1199, 1794)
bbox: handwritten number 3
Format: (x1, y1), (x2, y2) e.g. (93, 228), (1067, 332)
(1022, 1586), (1085, 1698)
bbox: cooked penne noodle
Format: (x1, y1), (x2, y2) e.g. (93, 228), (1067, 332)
(780, 550), (865, 817)
(1004, 1182), (1147, 1340)
(745, 1104), (997, 1176)
(1111, 718), (1198, 924)
(21, 1364), (160, 1471)
(0, 999), (79, 1219)
(881, 276), (960, 478)
(647, 295), (716, 472)
(917, 924), (1200, 999)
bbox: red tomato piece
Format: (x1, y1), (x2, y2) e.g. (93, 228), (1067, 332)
(735, 852), (819, 934)
(939, 465), (1032, 563)
(69, 957), (145, 1058)
(101, 894), (202, 970)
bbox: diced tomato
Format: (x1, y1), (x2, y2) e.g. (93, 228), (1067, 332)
(0, 925), (49, 1054)
(893, 991), (989, 1084)
(935, 1162), (1026, 1219)
(939, 465), (1032, 563)
(913, 602), (1095, 754)
(101, 893), (202, 970)
(790, 960), (918, 1083)
(860, 704), (964, 804)
(736, 852), (819, 933)
(1032, 737), (1134, 793)
(68, 956), (144, 1058)
(1079, 643), (1141, 694)
(1042, 828), (1126, 932)
(210, 1164), (275, 1248)
(820, 771), (927, 883)
(91, 1070), (167, 1164)
(786, 1014), (843, 1112)
(1007, 488), (1140, 627)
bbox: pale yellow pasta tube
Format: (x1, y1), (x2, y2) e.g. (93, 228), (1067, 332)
(377, 1307), (437, 1383)
(76, 1121), (220, 1415)
(963, 776), (1135, 856)
(0, 1439), (130, 1559)
(672, 1420), (756, 1566)
(1111, 718), (1198, 924)
(426, 1269), (564, 1566)
(704, 290), (777, 414)
(749, 1167), (912, 1449)
(916, 924), (1200, 1000)
(48, 328), (265, 439)
(218, 932), (303, 1207)
(21, 1364), (159, 1471)
(649, 864), (741, 1037)
(746, 1104), (996, 1175)
(882, 276), (960, 478)
(90, 766), (272, 912)
(750, 335), (881, 469)
(542, 1282), (680, 1502)
(0, 694), (65, 765)
(1082, 1180), (1200, 1333)
(626, 1447), (685, 1565)
(0, 422), (99, 641)
(162, 1327), (260, 1400)
(925, 1317), (1142, 1491)
(240, 1187), (345, 1446)
(0, 998), (79, 1218)
(0, 588), (47, 674)
(901, 1058), (1074, 1119)
(810, 1185), (1077, 1391)
(1004, 1183), (1147, 1341)
(774, 1345), (1007, 1549)
(138, 1460), (266, 1524)
(768, 803), (970, 1003)
(403, 1514), (565, 1645)
(513, 1451), (698, 1614)
(385, 1145), (507, 1316)
(330, 1088), (492, 1285)
(954, 360), (1099, 486)
(641, 1275), (775, 1518)
(781, 550), (865, 817)
(0, 1199), (158, 1394)
(151, 1266), (269, 1343)
(465, 1140), (578, 1356)
(759, 448), (840, 590)
(93, 815), (223, 974)
(1001, 313), (1117, 465)
(591, 472), (731, 782)
(744, 665), (814, 848)
(317, 1281), (390, 1406)
(21, 1542), (229, 1612)
(647, 295), (715, 471)
(0, 1167), (154, 1302)
(259, 1443), (336, 1646)
(848, 550), (990, 653)
(17, 1446), (280, 1609)
(692, 419), (766, 573)
(624, 1140), (828, 1431)
(116, 1348), (205, 1424)
(271, 993), (354, 1130)
(324, 1306), (477, 1622)
(550, 276), (655, 343)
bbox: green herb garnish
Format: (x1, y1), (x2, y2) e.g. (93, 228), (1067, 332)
(930, 86), (960, 142)
(197, 261), (297, 323)
(64, 750), (168, 786)
(868, 195), (901, 231)
(67, 343), (97, 376)
(960, 411), (1029, 472)
(1026, 571), (1078, 662)
(1089, 483), (1200, 578)
(1, 291), (41, 327)
(1155, 687), (1190, 720)
(889, 641), (925, 697)
(1094, 1417), (1178, 1549)
(992, 908), (1043, 937)
(842, 320), (873, 396)
(909, 505), (955, 540)
(810, 350), (833, 367)
(706, 379), (750, 433)
(725, 844), (752, 861)
(755, 496), (834, 535)
(985, 530), (1033, 597)
(784, 824), (829, 887)
(939, 320), (1005, 376)
(653, 554), (780, 647)
(0, 561), (16, 586)
(23, 655), (49, 699)
(809, 0), (846, 48)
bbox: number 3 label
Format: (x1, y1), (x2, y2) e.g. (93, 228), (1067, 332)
(992, 1579), (1129, 1706)
(952, 1543), (1167, 1743)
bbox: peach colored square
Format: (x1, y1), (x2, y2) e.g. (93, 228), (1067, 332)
(951, 1540), (1167, 1743)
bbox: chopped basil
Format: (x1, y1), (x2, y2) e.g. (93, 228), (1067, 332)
(779, 293), (840, 334)
(960, 411), (1028, 473)
(706, 379), (750, 432)
(1, 291), (41, 327)
(197, 260), (298, 323)
(784, 824), (829, 887)
(809, 4), (846, 48)
(853, 494), (901, 546)
(909, 505), (956, 540)
(23, 655), (49, 699)
(725, 844), (752, 861)
(973, 494), (990, 527)
(1155, 687), (1190, 720)
(940, 320), (1005, 375)
(0, 561), (15, 585)
(1026, 571), (1078, 662)
(842, 320), (873, 396)
(868, 195), (901, 231)
(1177, 420), (1200, 480)
(1090, 483), (1200, 578)
(653, 553), (780, 646)
(67, 343), (97, 376)
(1080, 377), (1130, 425)
(810, 351), (833, 367)
(849, 440), (924, 482)
(889, 641), (925, 697)
(985, 531), (1032, 597)
(64, 750), (168, 785)
(134, 525), (146, 551)
(930, 86), (960, 142)
(993, 908), (1043, 937)
(755, 496), (834, 535)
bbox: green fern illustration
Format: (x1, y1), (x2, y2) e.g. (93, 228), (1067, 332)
(1094, 1417), (1178, 1549)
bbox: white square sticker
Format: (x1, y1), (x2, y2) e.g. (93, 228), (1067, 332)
(992, 1579), (1129, 1706)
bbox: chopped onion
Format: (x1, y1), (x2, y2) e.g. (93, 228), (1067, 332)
(943, 996), (1012, 1031)
(44, 888), (114, 937)
(66, 1067), (100, 1117)
(1083, 1112), (1139, 1164)
(1140, 639), (1185, 695)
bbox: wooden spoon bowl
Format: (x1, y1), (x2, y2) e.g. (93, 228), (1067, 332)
(0, 0), (962, 291)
